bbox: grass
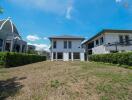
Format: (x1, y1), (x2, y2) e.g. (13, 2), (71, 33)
(0, 61), (132, 100)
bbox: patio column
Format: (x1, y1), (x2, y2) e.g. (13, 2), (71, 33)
(20, 43), (23, 53)
(71, 52), (74, 61)
(51, 52), (53, 61)
(10, 40), (14, 52)
(56, 52), (57, 61)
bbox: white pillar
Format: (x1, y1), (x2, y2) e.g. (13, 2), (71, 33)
(80, 53), (84, 61)
(71, 52), (74, 61)
(20, 44), (23, 53)
(56, 52), (57, 61)
(51, 52), (53, 61)
(10, 40), (14, 52)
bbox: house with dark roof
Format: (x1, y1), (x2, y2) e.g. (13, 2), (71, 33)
(49, 35), (85, 61)
(0, 18), (27, 52)
(83, 29), (132, 59)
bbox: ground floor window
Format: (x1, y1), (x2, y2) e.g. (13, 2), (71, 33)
(57, 52), (63, 59)
(69, 52), (71, 59)
(53, 52), (56, 59)
(73, 52), (80, 59)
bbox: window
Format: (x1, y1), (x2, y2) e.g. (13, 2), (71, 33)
(53, 52), (56, 59)
(57, 52), (63, 59)
(100, 37), (104, 45)
(68, 41), (72, 49)
(64, 41), (67, 49)
(73, 53), (80, 59)
(69, 52), (71, 59)
(53, 41), (57, 49)
(119, 35), (123, 44)
(96, 40), (99, 45)
(125, 35), (130, 44)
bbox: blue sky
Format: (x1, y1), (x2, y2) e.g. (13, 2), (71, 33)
(0, 0), (132, 51)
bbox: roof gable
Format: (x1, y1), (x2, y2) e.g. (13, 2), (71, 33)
(0, 18), (19, 35)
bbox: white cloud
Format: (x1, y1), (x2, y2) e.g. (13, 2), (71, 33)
(66, 6), (73, 20)
(115, 0), (122, 3)
(10, 0), (74, 17)
(28, 43), (50, 51)
(27, 35), (41, 41)
(43, 37), (48, 40)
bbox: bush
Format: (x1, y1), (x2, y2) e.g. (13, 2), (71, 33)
(0, 52), (46, 68)
(89, 52), (132, 66)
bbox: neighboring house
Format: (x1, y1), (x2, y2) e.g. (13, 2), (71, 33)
(37, 50), (50, 59)
(0, 18), (27, 52)
(27, 45), (36, 53)
(83, 29), (132, 58)
(49, 35), (85, 61)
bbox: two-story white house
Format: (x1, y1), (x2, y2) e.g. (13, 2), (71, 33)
(49, 35), (85, 61)
(83, 29), (132, 58)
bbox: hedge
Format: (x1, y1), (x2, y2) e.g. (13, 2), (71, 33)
(89, 52), (132, 66)
(0, 52), (46, 68)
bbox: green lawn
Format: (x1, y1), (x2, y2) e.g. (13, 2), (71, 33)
(0, 61), (132, 100)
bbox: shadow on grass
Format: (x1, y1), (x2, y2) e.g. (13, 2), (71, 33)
(0, 77), (26, 100)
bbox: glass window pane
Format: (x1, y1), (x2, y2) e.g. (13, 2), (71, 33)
(64, 41), (67, 49)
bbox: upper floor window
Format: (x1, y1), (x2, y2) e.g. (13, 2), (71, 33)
(119, 35), (123, 44)
(125, 35), (130, 44)
(100, 37), (104, 45)
(64, 41), (67, 49)
(96, 40), (99, 45)
(53, 41), (57, 49)
(68, 41), (72, 49)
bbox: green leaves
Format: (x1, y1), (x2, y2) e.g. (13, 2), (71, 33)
(0, 52), (46, 67)
(89, 52), (132, 66)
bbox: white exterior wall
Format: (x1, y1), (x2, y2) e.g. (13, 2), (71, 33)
(105, 32), (132, 44)
(91, 32), (132, 54)
(51, 39), (84, 52)
(51, 39), (85, 61)
(92, 45), (109, 54)
(105, 32), (132, 52)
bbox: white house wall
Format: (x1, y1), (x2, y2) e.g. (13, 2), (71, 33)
(51, 39), (85, 61)
(91, 32), (132, 54)
(92, 45), (109, 54)
(51, 39), (84, 52)
(106, 45), (132, 52)
(104, 32), (132, 44)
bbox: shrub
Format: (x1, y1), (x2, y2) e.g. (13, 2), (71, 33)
(89, 52), (132, 66)
(0, 52), (46, 68)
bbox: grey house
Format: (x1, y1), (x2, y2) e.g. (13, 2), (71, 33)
(0, 18), (27, 52)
